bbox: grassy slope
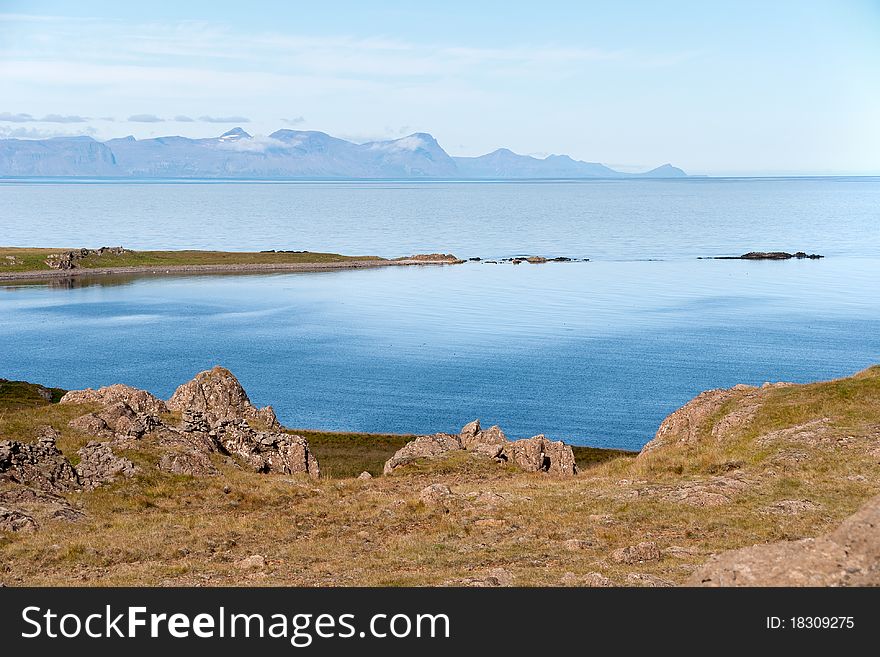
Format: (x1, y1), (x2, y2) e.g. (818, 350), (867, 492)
(0, 247), (384, 273)
(0, 367), (877, 586)
(0, 379), (67, 409)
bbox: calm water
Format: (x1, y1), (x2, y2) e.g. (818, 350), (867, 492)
(1, 178), (879, 449)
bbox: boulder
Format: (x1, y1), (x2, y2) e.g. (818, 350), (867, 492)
(157, 449), (219, 477)
(689, 494), (880, 586)
(219, 423), (319, 478)
(68, 403), (161, 440)
(503, 435), (577, 475)
(419, 483), (454, 507)
(60, 384), (168, 415)
(384, 421), (577, 476)
(0, 428), (79, 492)
(0, 486), (84, 524)
(357, 471), (373, 480)
(0, 507), (38, 533)
(68, 413), (110, 436)
(235, 554), (266, 570)
(610, 541), (661, 564)
(75, 441), (137, 489)
(167, 366), (280, 429)
(383, 433), (462, 474)
(626, 573), (673, 587)
(459, 419), (507, 450)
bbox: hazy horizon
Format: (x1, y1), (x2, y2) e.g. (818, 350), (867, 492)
(1, 1), (878, 176)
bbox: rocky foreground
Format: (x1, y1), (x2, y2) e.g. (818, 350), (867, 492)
(1, 366), (879, 586)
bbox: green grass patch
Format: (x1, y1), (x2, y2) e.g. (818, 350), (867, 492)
(0, 378), (67, 409)
(291, 429), (414, 478)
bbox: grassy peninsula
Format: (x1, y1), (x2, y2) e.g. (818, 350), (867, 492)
(0, 246), (459, 280)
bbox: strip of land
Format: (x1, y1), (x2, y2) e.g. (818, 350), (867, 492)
(0, 247), (461, 281)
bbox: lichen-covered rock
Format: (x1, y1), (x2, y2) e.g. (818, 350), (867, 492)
(0, 428), (79, 492)
(459, 419), (507, 450)
(419, 483), (454, 507)
(503, 435), (577, 475)
(689, 494), (880, 586)
(68, 412), (111, 436)
(75, 441), (137, 489)
(167, 366), (279, 429)
(0, 507), (38, 533)
(68, 403), (161, 440)
(0, 485), (83, 524)
(60, 384), (168, 415)
(383, 433), (462, 474)
(385, 422), (577, 476)
(610, 541), (661, 564)
(219, 424), (319, 478)
(157, 449), (219, 477)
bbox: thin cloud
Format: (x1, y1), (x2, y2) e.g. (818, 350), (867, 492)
(198, 115), (251, 123)
(0, 125), (96, 139)
(174, 115), (195, 122)
(0, 112), (35, 122)
(281, 116), (305, 125)
(0, 112), (91, 123)
(40, 113), (89, 123)
(128, 114), (164, 122)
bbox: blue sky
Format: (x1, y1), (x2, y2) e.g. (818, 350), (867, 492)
(0, 0), (878, 174)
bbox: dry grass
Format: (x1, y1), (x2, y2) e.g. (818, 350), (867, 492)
(1, 367), (879, 586)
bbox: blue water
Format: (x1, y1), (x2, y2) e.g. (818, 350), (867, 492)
(1, 178), (879, 449)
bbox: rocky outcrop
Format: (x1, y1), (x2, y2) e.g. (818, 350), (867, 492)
(44, 246), (130, 270)
(459, 419), (506, 456)
(0, 507), (38, 533)
(75, 441), (137, 489)
(739, 251), (823, 260)
(610, 541), (661, 564)
(61, 384), (168, 415)
(419, 483), (454, 507)
(0, 427), (79, 492)
(689, 494), (880, 586)
(218, 422), (319, 478)
(504, 434), (578, 475)
(68, 401), (162, 440)
(639, 385), (758, 457)
(383, 433), (462, 475)
(0, 485), (83, 524)
(167, 366), (280, 430)
(61, 368), (320, 480)
(384, 419), (577, 476)
(157, 449), (219, 477)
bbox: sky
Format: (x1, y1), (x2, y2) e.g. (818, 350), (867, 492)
(0, 0), (878, 175)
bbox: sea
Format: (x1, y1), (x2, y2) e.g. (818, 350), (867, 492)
(1, 177), (878, 450)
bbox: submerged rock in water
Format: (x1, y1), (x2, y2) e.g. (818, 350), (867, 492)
(713, 251), (824, 260)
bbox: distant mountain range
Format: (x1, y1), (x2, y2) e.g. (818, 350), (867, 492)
(0, 128), (688, 179)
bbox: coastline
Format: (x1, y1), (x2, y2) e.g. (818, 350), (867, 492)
(0, 257), (460, 282)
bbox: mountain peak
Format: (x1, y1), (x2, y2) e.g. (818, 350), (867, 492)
(219, 127), (251, 140)
(639, 163), (687, 178)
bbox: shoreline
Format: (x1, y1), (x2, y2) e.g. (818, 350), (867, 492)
(0, 257), (460, 282)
